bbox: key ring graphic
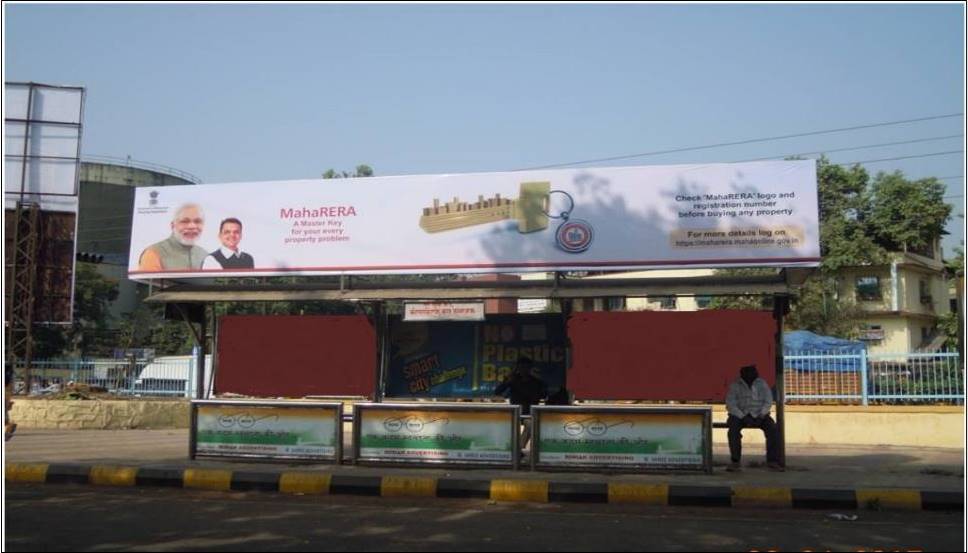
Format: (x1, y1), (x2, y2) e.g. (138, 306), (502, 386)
(542, 190), (575, 220)
(562, 417), (633, 436)
(383, 416), (450, 433)
(217, 413), (279, 429)
(544, 190), (594, 253)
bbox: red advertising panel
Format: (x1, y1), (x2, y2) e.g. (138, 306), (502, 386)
(568, 311), (776, 401)
(216, 315), (376, 398)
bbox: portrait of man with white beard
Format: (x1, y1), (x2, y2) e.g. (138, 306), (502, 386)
(137, 203), (209, 271)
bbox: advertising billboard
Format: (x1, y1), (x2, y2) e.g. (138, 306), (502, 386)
(191, 400), (342, 462)
(354, 403), (518, 467)
(128, 160), (819, 279)
(4, 82), (84, 212)
(532, 406), (712, 472)
(4, 82), (84, 324)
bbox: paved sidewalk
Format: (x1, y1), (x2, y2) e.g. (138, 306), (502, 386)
(5, 429), (964, 510)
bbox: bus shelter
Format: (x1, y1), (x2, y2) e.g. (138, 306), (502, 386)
(147, 268), (812, 469)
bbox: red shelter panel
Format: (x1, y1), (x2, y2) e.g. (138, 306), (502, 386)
(568, 311), (776, 401)
(215, 315), (376, 398)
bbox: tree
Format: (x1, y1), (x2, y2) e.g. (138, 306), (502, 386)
(944, 245), (964, 279)
(31, 325), (71, 359)
(71, 264), (123, 356)
(867, 172), (951, 254)
(941, 242), (964, 352)
(937, 311), (961, 350)
(322, 165), (373, 179)
(814, 157), (887, 271)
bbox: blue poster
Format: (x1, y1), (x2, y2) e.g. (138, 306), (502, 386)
(386, 314), (566, 398)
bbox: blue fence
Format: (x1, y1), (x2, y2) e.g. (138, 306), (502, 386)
(783, 350), (964, 405)
(10, 350), (964, 404)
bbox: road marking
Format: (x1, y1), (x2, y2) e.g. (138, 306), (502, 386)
(732, 486), (792, 508)
(183, 469), (232, 491)
(5, 463), (49, 483)
(279, 472), (332, 495)
(381, 476), (437, 497)
(490, 480), (549, 503)
(90, 465), (137, 487)
(857, 489), (922, 511)
(608, 483), (669, 505)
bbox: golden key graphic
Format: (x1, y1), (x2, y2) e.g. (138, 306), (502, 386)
(419, 181), (551, 234)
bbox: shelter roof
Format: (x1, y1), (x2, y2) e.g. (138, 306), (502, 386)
(144, 268), (814, 303)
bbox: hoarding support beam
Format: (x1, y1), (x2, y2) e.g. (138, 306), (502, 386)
(6, 202), (41, 394)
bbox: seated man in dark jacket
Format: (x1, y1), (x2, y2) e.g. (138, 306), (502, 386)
(494, 356), (547, 455)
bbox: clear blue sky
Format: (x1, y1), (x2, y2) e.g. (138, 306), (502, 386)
(4, 3), (965, 254)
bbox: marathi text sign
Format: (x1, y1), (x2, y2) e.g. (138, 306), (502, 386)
(404, 302), (485, 321)
(191, 401), (342, 462)
(354, 403), (518, 466)
(128, 160), (819, 278)
(532, 406), (712, 471)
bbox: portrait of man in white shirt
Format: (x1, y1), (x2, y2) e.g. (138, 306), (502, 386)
(202, 218), (255, 270)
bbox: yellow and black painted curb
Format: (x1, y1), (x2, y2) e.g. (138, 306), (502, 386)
(5, 462), (961, 512)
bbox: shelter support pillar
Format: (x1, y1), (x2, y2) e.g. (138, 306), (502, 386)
(373, 301), (387, 402)
(207, 305), (218, 399)
(560, 297), (573, 375)
(773, 294), (790, 467)
(195, 306), (207, 399)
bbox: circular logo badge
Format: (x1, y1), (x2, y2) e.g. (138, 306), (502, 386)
(405, 418), (425, 433)
(586, 421), (608, 436)
(563, 421), (584, 436)
(555, 219), (594, 253)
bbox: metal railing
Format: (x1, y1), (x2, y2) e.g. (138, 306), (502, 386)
(10, 357), (199, 398)
(10, 350), (964, 404)
(784, 349), (964, 405)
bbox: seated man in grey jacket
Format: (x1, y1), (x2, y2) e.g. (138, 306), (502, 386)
(725, 364), (782, 472)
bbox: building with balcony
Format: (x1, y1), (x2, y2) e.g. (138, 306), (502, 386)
(837, 243), (951, 353)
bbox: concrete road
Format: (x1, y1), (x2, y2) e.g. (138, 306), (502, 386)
(5, 483), (963, 551)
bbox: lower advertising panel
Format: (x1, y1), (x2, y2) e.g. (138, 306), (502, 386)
(353, 403), (520, 468)
(190, 400), (343, 463)
(532, 406), (712, 472)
